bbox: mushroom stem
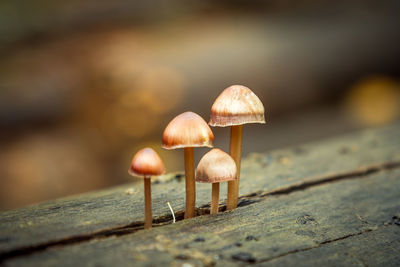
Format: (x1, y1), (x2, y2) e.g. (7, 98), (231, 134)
(227, 125), (243, 210)
(144, 176), (152, 229)
(211, 183), (220, 214)
(184, 147), (196, 218)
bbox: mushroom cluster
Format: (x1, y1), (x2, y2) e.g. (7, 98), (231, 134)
(128, 85), (265, 227)
(209, 85), (265, 209)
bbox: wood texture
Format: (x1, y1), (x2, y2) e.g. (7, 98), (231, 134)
(1, 122), (400, 266)
(5, 164), (400, 266)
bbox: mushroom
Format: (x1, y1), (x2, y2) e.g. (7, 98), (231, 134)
(128, 147), (166, 229)
(209, 85), (265, 210)
(162, 111), (214, 218)
(196, 148), (237, 214)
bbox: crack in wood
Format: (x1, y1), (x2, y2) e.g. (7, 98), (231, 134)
(261, 161), (400, 197)
(254, 227), (382, 264)
(1, 160), (399, 263)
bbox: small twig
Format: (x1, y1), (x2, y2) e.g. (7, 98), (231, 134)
(167, 202), (176, 223)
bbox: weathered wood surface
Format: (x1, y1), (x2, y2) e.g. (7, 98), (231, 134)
(6, 168), (400, 267)
(1, 121), (400, 266)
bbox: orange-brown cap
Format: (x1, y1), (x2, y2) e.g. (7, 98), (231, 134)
(162, 111), (214, 149)
(209, 85), (265, 127)
(128, 148), (166, 177)
(195, 148), (237, 183)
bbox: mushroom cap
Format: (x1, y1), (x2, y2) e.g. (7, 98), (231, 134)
(195, 148), (237, 183)
(209, 85), (266, 127)
(162, 111), (214, 149)
(128, 148), (166, 177)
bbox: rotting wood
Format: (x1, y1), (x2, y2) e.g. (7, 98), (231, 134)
(0, 122), (399, 265)
(4, 166), (400, 266)
(255, 225), (400, 266)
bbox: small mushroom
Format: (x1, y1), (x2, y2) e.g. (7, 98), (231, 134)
(128, 148), (166, 229)
(196, 148), (237, 214)
(162, 111), (214, 218)
(209, 85), (265, 210)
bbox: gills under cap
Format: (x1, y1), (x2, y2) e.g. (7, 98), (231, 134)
(196, 148), (237, 183)
(209, 85), (265, 127)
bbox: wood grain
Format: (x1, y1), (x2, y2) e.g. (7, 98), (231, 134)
(5, 166), (400, 266)
(1, 122), (399, 266)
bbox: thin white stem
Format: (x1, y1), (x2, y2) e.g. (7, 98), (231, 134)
(167, 201), (176, 223)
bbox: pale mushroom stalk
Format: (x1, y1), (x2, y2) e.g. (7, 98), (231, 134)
(184, 147), (195, 218)
(195, 148), (237, 215)
(227, 125), (243, 210)
(143, 176), (152, 229)
(209, 85), (265, 211)
(162, 112), (214, 219)
(128, 148), (166, 230)
(211, 182), (220, 214)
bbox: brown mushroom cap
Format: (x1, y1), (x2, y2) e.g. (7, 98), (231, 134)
(162, 111), (214, 149)
(209, 85), (265, 127)
(196, 148), (237, 183)
(128, 148), (166, 177)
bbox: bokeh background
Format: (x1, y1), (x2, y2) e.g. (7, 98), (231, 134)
(1, 0), (400, 210)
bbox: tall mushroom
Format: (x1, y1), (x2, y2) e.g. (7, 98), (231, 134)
(209, 85), (265, 210)
(196, 148), (237, 215)
(162, 111), (214, 218)
(128, 148), (166, 229)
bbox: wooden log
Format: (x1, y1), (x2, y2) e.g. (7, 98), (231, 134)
(0, 121), (400, 266)
(4, 162), (400, 266)
(257, 226), (400, 267)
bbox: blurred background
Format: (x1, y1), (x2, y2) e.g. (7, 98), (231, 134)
(1, 0), (400, 210)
